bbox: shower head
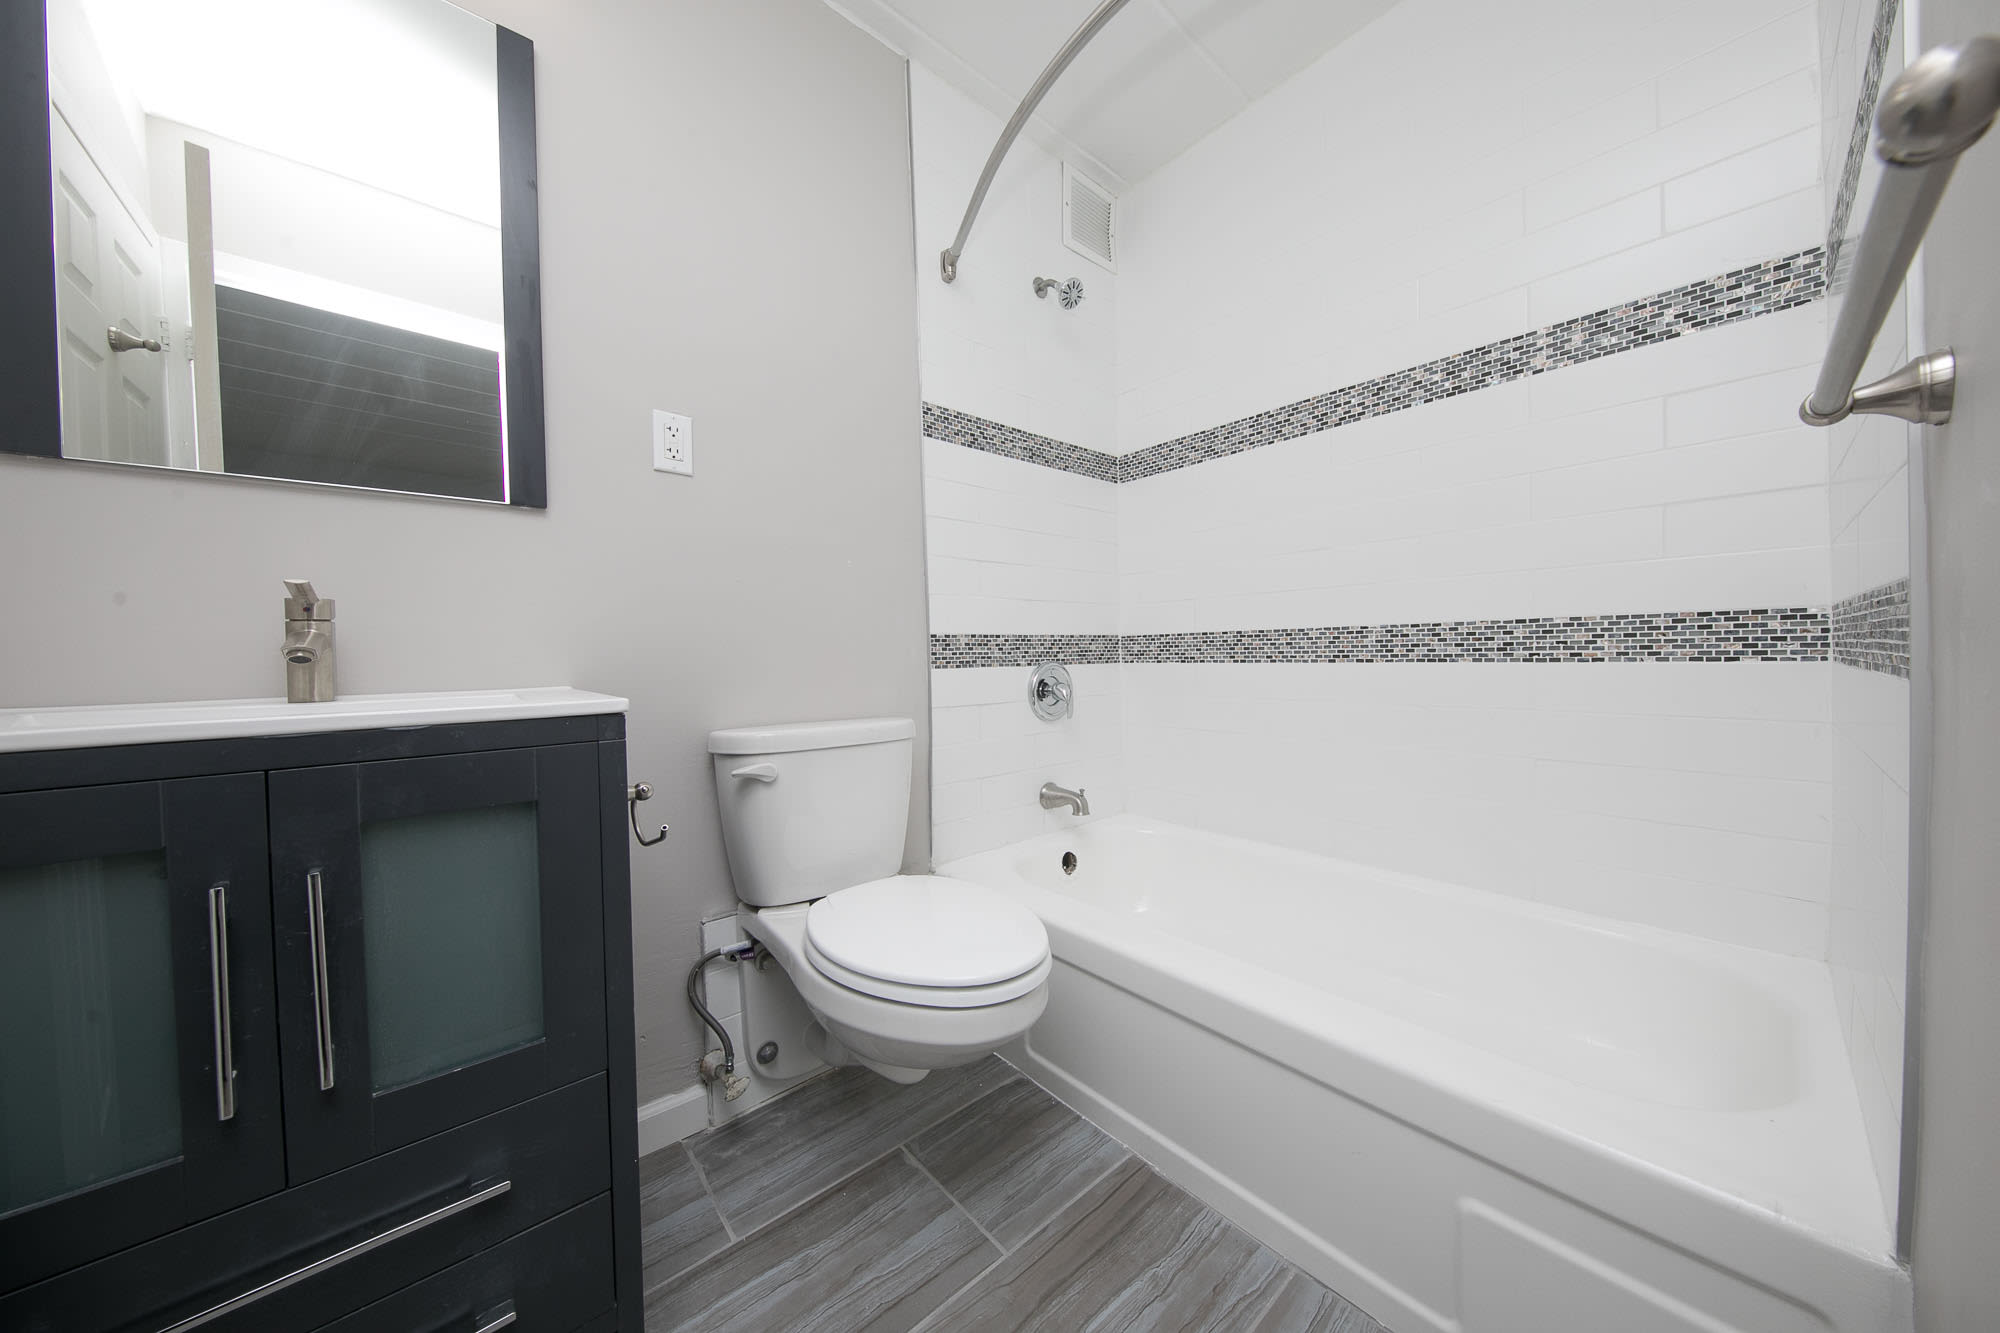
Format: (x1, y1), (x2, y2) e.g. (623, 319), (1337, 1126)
(1034, 276), (1085, 310)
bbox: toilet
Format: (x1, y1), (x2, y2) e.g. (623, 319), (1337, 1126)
(709, 716), (1050, 1083)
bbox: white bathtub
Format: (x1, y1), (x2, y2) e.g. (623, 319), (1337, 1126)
(942, 816), (1911, 1333)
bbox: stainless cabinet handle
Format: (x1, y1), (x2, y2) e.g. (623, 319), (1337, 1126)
(207, 884), (236, 1122)
(306, 869), (335, 1091)
(472, 1301), (518, 1333)
(154, 1179), (512, 1333)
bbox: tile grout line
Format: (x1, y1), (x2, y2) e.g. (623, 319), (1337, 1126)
(902, 1149), (1141, 1333)
(676, 1140), (738, 1244)
(899, 1146), (1007, 1255)
(1019, 1147), (1136, 1246)
(669, 1067), (1027, 1269)
(905, 1250), (1013, 1333)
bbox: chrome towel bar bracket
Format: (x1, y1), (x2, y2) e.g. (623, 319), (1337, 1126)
(1802, 36), (2000, 428)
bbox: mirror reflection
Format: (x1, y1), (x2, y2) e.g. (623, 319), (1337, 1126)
(46, 0), (512, 501)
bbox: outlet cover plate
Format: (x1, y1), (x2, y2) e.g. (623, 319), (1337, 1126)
(653, 409), (693, 476)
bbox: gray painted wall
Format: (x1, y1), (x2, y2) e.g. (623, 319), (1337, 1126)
(0, 0), (929, 1107)
(1910, 0), (2000, 1324)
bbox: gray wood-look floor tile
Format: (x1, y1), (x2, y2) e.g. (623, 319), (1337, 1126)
(645, 1150), (1001, 1333)
(908, 1076), (1131, 1250)
(637, 1143), (730, 1292)
(683, 1056), (1017, 1234)
(915, 1158), (1369, 1333)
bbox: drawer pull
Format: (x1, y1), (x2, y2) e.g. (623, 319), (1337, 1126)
(306, 869), (335, 1090)
(207, 883), (237, 1122)
(473, 1301), (518, 1333)
(155, 1178), (512, 1333)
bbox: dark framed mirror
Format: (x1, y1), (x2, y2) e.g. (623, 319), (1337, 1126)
(2, 0), (545, 508)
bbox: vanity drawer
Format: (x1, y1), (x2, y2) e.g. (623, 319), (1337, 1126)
(0, 1077), (610, 1333)
(316, 1195), (614, 1333)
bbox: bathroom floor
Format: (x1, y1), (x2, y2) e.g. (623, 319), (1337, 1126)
(639, 1056), (1385, 1331)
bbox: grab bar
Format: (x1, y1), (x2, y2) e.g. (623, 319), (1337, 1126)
(1802, 37), (2000, 427)
(938, 0), (1135, 284)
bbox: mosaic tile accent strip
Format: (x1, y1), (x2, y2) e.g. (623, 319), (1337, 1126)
(929, 633), (1122, 669)
(1827, 0), (1903, 284)
(1832, 577), (1911, 677)
(922, 403), (1120, 483)
(925, 248), (1824, 487)
(932, 611), (1830, 667)
(1120, 609), (1828, 665)
(1116, 248), (1826, 482)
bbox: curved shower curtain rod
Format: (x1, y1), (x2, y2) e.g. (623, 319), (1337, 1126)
(938, 0), (1136, 284)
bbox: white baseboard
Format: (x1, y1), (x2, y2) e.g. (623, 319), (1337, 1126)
(636, 1083), (709, 1155)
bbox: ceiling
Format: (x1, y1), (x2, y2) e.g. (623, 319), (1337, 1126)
(832, 0), (1400, 188)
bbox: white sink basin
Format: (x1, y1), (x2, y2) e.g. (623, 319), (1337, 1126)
(0, 687), (628, 752)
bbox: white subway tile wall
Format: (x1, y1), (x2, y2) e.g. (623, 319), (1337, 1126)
(1818, 0), (1910, 1227)
(1121, 662), (1831, 956)
(912, 62), (1126, 855)
(1117, 306), (1830, 634)
(930, 664), (1125, 864)
(910, 64), (1117, 454)
(923, 438), (1118, 636)
(1114, 0), (1829, 455)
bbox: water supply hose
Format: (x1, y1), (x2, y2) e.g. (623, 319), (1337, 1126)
(687, 944), (753, 1074)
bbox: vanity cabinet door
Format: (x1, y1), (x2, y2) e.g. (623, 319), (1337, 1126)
(269, 744), (607, 1183)
(0, 774), (285, 1290)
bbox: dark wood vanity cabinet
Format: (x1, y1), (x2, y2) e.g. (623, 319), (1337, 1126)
(0, 715), (641, 1333)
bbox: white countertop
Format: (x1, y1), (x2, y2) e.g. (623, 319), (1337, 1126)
(0, 688), (629, 752)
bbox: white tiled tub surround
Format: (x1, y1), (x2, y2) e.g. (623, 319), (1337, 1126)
(914, 61), (1127, 856)
(898, 0), (1922, 1315)
(1089, 0), (1856, 957)
(921, 429), (1126, 859)
(1115, 304), (1838, 957)
(910, 63), (1117, 455)
(930, 663), (1126, 864)
(1818, 0), (1913, 1228)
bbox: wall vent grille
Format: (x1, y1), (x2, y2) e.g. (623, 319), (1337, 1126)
(1063, 163), (1117, 272)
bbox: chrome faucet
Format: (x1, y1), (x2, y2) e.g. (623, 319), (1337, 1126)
(1039, 781), (1090, 816)
(281, 579), (336, 703)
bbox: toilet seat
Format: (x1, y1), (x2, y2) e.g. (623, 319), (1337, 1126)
(804, 875), (1050, 1008)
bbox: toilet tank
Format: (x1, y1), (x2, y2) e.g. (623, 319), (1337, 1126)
(708, 717), (915, 907)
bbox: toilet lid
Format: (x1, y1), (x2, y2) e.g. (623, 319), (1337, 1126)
(806, 875), (1049, 990)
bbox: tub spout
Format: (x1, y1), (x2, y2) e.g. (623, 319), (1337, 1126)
(1040, 781), (1090, 816)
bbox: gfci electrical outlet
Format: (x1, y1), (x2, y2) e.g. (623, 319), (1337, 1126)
(652, 409), (693, 476)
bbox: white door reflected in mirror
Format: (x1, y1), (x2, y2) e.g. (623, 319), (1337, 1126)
(44, 0), (509, 501)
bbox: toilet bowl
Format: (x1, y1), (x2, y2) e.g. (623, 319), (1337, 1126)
(709, 717), (1050, 1082)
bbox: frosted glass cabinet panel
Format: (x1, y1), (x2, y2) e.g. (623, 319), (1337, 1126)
(271, 745), (607, 1183)
(0, 851), (180, 1214)
(0, 775), (283, 1292)
(360, 803), (546, 1090)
